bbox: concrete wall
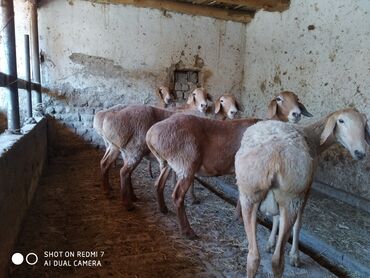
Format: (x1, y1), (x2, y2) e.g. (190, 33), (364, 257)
(241, 0), (370, 200)
(0, 118), (47, 277)
(34, 0), (246, 146)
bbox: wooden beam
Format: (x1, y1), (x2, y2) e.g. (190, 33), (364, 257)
(0, 72), (41, 92)
(213, 0), (290, 12)
(89, 0), (253, 23)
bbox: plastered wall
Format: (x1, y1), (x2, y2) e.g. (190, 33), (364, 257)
(35, 0), (246, 145)
(5, 0), (369, 200)
(241, 0), (370, 200)
(3, 0), (246, 142)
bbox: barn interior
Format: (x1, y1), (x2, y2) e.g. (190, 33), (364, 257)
(0, 0), (369, 277)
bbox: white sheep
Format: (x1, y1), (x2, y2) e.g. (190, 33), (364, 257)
(235, 108), (369, 277)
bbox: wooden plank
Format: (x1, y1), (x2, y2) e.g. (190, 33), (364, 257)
(0, 73), (6, 87)
(213, 0), (290, 12)
(0, 72), (41, 92)
(89, 0), (253, 23)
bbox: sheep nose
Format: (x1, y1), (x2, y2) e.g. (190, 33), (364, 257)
(230, 110), (237, 115)
(201, 103), (207, 108)
(354, 150), (365, 160)
(292, 112), (301, 118)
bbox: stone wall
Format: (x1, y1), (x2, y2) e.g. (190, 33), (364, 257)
(0, 118), (47, 277)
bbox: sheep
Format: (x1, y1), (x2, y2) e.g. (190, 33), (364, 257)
(94, 85), (175, 141)
(93, 86), (176, 191)
(98, 87), (240, 198)
(263, 108), (370, 268)
(172, 87), (211, 113)
(235, 108), (369, 277)
(155, 85), (177, 108)
(170, 93), (241, 203)
(213, 94), (240, 120)
(100, 87), (212, 210)
(146, 91), (312, 238)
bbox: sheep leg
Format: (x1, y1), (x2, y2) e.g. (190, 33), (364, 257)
(148, 160), (154, 178)
(266, 215), (279, 253)
(271, 205), (297, 278)
(172, 176), (197, 239)
(119, 159), (140, 211)
(155, 165), (171, 213)
(288, 210), (303, 267)
(234, 199), (243, 222)
(171, 170), (177, 186)
(289, 193), (309, 267)
(190, 182), (200, 204)
(127, 170), (139, 202)
(100, 146), (120, 194)
(240, 194), (261, 278)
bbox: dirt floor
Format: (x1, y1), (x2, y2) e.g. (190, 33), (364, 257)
(9, 145), (336, 278)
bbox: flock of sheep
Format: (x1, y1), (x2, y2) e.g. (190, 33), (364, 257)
(93, 86), (369, 277)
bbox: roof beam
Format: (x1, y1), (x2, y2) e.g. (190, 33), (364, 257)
(213, 0), (290, 12)
(89, 0), (253, 23)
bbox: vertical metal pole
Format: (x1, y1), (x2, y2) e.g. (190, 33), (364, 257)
(1, 0), (21, 132)
(24, 34), (32, 118)
(30, 0), (41, 104)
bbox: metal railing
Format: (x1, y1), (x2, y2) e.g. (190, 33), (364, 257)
(0, 0), (42, 134)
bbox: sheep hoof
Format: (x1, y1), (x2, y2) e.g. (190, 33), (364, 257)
(123, 202), (135, 211)
(265, 242), (275, 253)
(289, 254), (301, 267)
(183, 230), (198, 240)
(105, 191), (115, 200)
(160, 206), (168, 214)
(126, 206), (135, 212)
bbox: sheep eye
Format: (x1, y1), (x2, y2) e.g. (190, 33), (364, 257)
(220, 99), (224, 103)
(276, 97), (282, 102)
(338, 119), (344, 124)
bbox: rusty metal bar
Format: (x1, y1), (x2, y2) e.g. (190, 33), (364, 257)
(1, 0), (21, 133)
(30, 1), (42, 104)
(24, 34), (32, 118)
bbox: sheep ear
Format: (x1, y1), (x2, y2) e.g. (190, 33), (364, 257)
(320, 114), (337, 145)
(267, 99), (277, 119)
(214, 99), (221, 114)
(186, 93), (195, 105)
(365, 123), (370, 146)
(362, 114), (370, 145)
(156, 87), (163, 99)
(299, 102), (313, 117)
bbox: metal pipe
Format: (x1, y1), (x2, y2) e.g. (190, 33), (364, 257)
(30, 1), (41, 104)
(24, 34), (32, 118)
(1, 0), (21, 132)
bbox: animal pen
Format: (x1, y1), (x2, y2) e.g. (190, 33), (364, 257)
(0, 0), (369, 277)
